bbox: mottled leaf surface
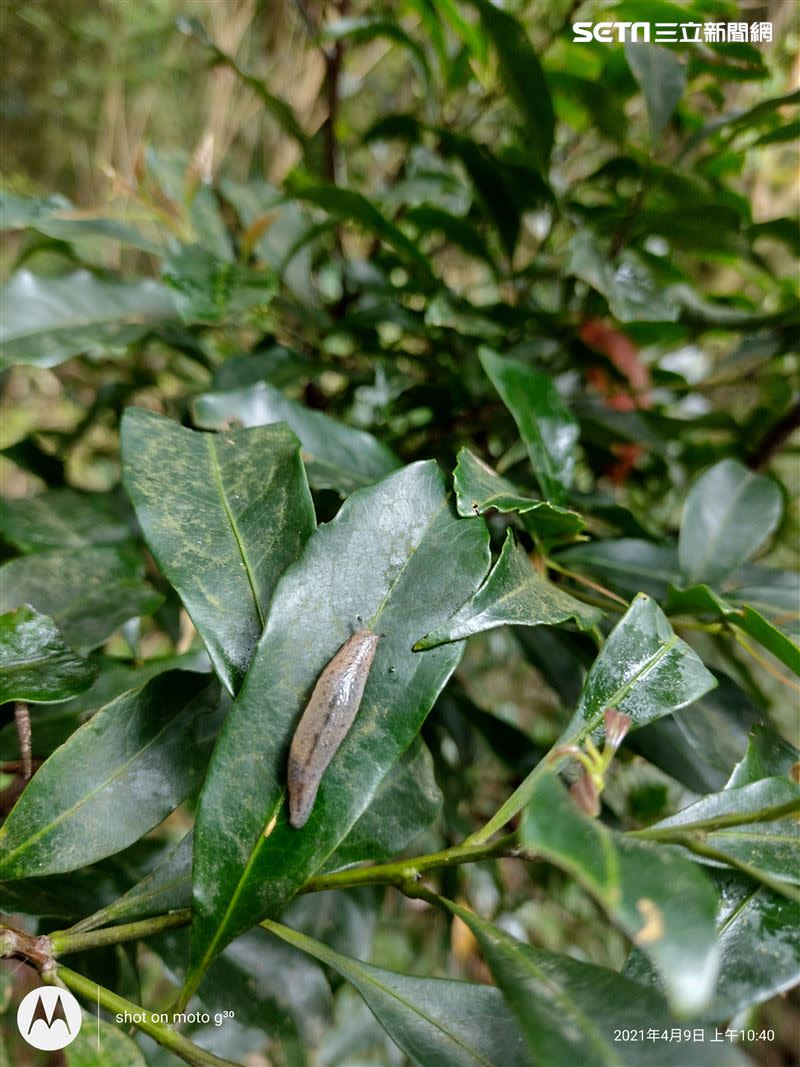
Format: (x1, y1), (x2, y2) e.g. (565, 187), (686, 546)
(324, 736), (442, 870)
(561, 593), (716, 744)
(187, 463), (489, 997)
(192, 381), (400, 494)
(415, 529), (600, 649)
(122, 408), (315, 695)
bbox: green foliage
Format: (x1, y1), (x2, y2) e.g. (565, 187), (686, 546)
(1, 1), (798, 1065)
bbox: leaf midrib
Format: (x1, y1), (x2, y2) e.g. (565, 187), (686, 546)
(207, 435), (265, 630)
(0, 698), (192, 873)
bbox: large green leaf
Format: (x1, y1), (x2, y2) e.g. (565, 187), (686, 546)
(121, 408), (315, 695)
(643, 778), (800, 840)
(467, 0), (554, 172)
(479, 348), (579, 504)
(323, 736), (442, 871)
(625, 872), (800, 1024)
(521, 773), (719, 1014)
(262, 919), (534, 1067)
(0, 651), (211, 763)
(710, 874), (800, 1020)
(678, 459), (782, 587)
(0, 606), (97, 705)
(625, 43), (687, 145)
(0, 546), (162, 652)
(561, 593), (716, 744)
(154, 922), (329, 1066)
(453, 448), (585, 542)
(0, 672), (224, 879)
(633, 674), (760, 794)
(0, 270), (176, 369)
(192, 381), (401, 494)
(444, 900), (747, 1066)
(0, 489), (133, 553)
(415, 529), (600, 649)
(185, 462), (489, 999)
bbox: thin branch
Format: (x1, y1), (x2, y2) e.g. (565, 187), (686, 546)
(747, 398), (800, 471)
(56, 963), (240, 1067)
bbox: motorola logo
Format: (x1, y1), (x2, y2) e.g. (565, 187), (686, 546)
(16, 986), (83, 1051)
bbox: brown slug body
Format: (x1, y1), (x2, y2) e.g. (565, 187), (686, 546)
(287, 628), (380, 828)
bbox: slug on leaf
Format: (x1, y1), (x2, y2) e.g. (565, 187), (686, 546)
(287, 627), (380, 828)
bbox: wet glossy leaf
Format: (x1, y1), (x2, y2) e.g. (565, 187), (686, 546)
(0, 270), (176, 369)
(467, 0), (554, 172)
(647, 778), (800, 834)
(453, 448), (585, 542)
(415, 529), (600, 649)
(678, 459), (782, 586)
(0, 547), (163, 652)
(479, 348), (579, 504)
(263, 919), (534, 1067)
(0, 672), (225, 879)
(121, 408), (315, 695)
(561, 593), (716, 745)
(445, 900), (747, 1066)
(192, 381), (400, 494)
(709, 874), (800, 1020)
(624, 872), (800, 1022)
(324, 737), (442, 871)
(625, 43), (687, 145)
(633, 674), (759, 793)
(0, 489), (133, 553)
(186, 463), (489, 997)
(0, 605), (97, 704)
(521, 773), (719, 1014)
